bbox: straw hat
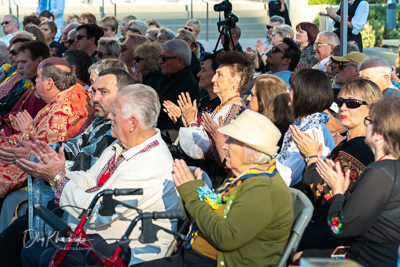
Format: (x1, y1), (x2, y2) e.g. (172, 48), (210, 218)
(217, 109), (281, 156)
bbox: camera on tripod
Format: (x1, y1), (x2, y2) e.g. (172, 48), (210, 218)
(213, 0), (239, 52)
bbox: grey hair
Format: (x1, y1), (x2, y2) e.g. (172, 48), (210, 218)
(118, 84), (160, 130)
(269, 15), (285, 25)
(331, 41), (359, 55)
(159, 27), (176, 41)
(0, 41), (10, 64)
(88, 58), (129, 74)
(242, 143), (271, 164)
(128, 20), (148, 35)
(318, 31), (340, 46)
(98, 37), (121, 57)
(67, 29), (77, 38)
(359, 56), (391, 75)
(273, 24), (293, 39)
(162, 39), (191, 66)
(6, 14), (18, 24)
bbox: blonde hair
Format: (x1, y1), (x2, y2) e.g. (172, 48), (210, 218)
(134, 42), (162, 73)
(127, 20), (148, 35)
(185, 19), (202, 33)
(177, 28), (199, 59)
(273, 24), (294, 39)
(99, 16), (118, 31)
(339, 78), (383, 107)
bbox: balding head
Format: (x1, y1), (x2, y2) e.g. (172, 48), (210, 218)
(39, 57), (76, 92)
(359, 57), (392, 91)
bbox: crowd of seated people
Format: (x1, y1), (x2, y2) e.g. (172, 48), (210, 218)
(0, 8), (397, 267)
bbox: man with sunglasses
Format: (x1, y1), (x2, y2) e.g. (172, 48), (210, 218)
(75, 24), (104, 63)
(0, 15), (19, 46)
(359, 56), (400, 98)
(156, 39), (199, 144)
(265, 37), (301, 86)
(264, 15), (285, 51)
(331, 51), (366, 97)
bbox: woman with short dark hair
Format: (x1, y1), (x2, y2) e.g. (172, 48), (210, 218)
(275, 69), (335, 186)
(295, 22), (319, 66)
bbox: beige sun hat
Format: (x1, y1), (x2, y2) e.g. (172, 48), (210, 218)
(217, 109), (281, 156)
(331, 51), (366, 64)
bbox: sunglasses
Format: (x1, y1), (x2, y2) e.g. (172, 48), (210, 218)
(120, 45), (128, 52)
(364, 117), (372, 126)
(337, 98), (368, 109)
(266, 25), (273, 30)
(183, 27), (193, 32)
(9, 50), (17, 56)
(1, 21), (11, 26)
(338, 62), (358, 70)
(96, 51), (110, 59)
(65, 39), (75, 45)
(76, 34), (89, 40)
(128, 28), (139, 34)
(269, 46), (289, 58)
(159, 55), (178, 62)
(134, 56), (145, 62)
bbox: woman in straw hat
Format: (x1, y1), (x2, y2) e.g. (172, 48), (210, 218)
(135, 109), (293, 267)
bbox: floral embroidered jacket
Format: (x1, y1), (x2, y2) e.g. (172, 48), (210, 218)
(0, 83), (93, 198)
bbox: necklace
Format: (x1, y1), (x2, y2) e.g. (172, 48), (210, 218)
(377, 154), (387, 161)
(210, 94), (240, 118)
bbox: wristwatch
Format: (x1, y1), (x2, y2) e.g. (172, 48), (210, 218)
(305, 155), (318, 164)
(49, 172), (64, 187)
(335, 15), (340, 22)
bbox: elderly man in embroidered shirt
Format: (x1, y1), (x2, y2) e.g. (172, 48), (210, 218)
(19, 84), (179, 266)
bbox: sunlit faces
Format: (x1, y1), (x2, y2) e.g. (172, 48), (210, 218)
(359, 68), (389, 91)
(91, 74), (120, 120)
(2, 15), (17, 35)
(247, 86), (259, 112)
(313, 35), (332, 62)
(17, 50), (41, 79)
(295, 27), (308, 46)
(197, 59), (215, 90)
(211, 64), (235, 96)
(338, 93), (370, 130)
(40, 24), (55, 43)
(266, 21), (281, 40)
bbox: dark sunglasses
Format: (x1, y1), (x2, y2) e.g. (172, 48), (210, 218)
(134, 56), (145, 62)
(159, 55), (178, 62)
(120, 45), (128, 52)
(269, 46), (289, 58)
(9, 50), (17, 56)
(76, 34), (89, 40)
(266, 25), (273, 30)
(337, 98), (368, 109)
(96, 51), (110, 59)
(338, 62), (358, 70)
(184, 27), (193, 32)
(128, 28), (139, 34)
(364, 117), (373, 126)
(65, 39), (75, 45)
(1, 21), (11, 26)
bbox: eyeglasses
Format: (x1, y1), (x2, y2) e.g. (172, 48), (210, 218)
(1, 21), (11, 26)
(183, 27), (193, 32)
(159, 55), (178, 62)
(337, 98), (368, 109)
(96, 51), (110, 59)
(120, 45), (128, 52)
(338, 62), (358, 70)
(9, 50), (17, 56)
(76, 34), (89, 40)
(266, 25), (273, 30)
(313, 43), (330, 48)
(269, 46), (289, 58)
(364, 116), (373, 126)
(65, 39), (75, 45)
(134, 56), (145, 62)
(271, 33), (280, 37)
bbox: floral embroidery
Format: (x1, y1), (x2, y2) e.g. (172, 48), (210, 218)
(327, 215), (343, 235)
(197, 186), (222, 209)
(3, 64), (15, 75)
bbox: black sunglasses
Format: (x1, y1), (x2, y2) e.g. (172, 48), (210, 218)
(159, 55), (178, 62)
(269, 46), (289, 58)
(9, 50), (17, 56)
(364, 117), (373, 126)
(338, 62), (358, 70)
(65, 39), (75, 45)
(134, 56), (145, 62)
(337, 98), (368, 109)
(184, 27), (193, 32)
(76, 34), (89, 40)
(266, 25), (273, 30)
(96, 51), (110, 59)
(1, 21), (11, 26)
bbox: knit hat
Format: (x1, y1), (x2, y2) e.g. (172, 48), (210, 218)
(217, 109), (281, 156)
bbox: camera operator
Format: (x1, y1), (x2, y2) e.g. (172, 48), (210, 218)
(216, 24), (243, 53)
